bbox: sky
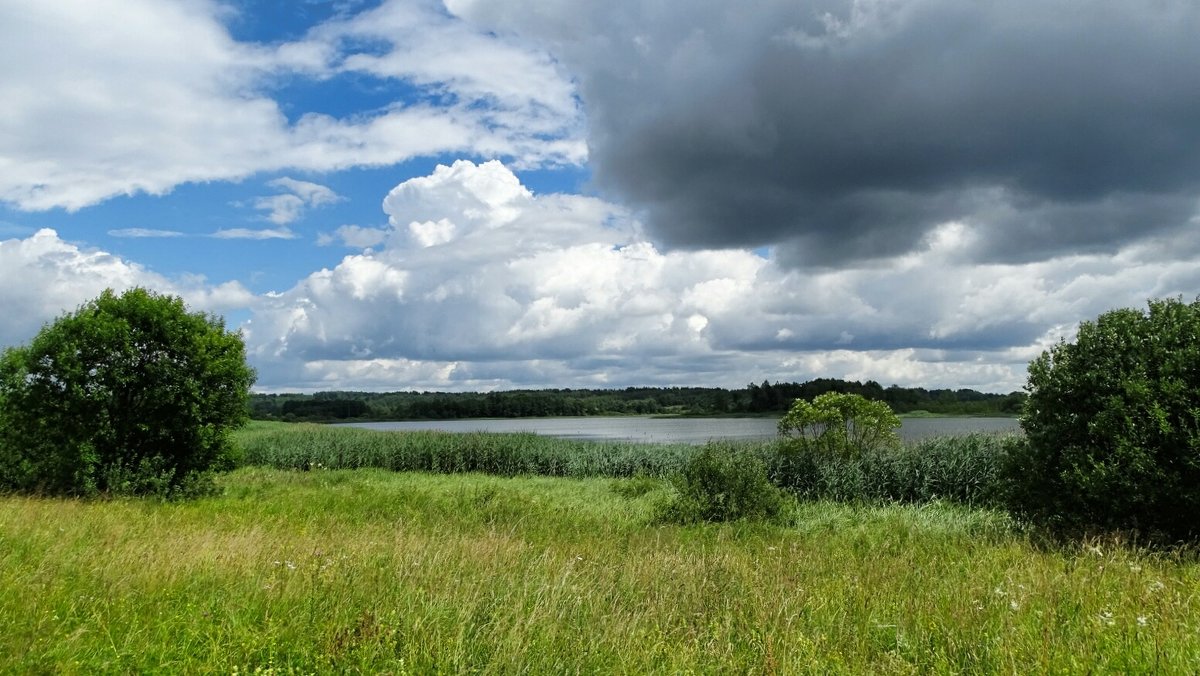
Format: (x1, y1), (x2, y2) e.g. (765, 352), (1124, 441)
(2, 0), (1199, 394)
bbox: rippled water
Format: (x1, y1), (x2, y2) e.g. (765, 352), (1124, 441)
(340, 415), (1020, 444)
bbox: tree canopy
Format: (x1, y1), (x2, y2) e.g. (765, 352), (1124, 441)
(777, 392), (901, 457)
(248, 381), (1023, 423)
(1012, 297), (1200, 540)
(0, 288), (255, 496)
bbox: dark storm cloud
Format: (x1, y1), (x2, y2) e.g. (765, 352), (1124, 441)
(463, 0), (1200, 264)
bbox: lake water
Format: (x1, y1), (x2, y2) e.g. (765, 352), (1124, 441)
(339, 416), (1021, 444)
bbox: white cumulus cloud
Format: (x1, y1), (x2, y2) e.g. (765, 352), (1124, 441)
(0, 229), (254, 347)
(242, 159), (1200, 393)
(6, 166), (1192, 395)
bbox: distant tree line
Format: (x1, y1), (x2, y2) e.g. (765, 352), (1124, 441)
(249, 379), (1025, 422)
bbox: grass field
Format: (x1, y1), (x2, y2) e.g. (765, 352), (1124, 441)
(3, 466), (1198, 673)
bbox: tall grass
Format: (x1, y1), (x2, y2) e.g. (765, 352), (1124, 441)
(2, 469), (1197, 673)
(237, 421), (712, 479)
(766, 433), (1016, 506)
(236, 422), (1016, 507)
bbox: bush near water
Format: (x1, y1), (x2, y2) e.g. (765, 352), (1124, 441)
(1011, 297), (1200, 542)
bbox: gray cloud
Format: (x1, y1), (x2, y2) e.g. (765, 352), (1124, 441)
(237, 160), (1200, 393)
(452, 0), (1200, 264)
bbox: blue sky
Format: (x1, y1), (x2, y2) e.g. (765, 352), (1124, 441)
(3, 0), (1199, 393)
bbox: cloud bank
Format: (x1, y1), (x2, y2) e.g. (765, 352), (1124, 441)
(5, 2), (1199, 395)
(451, 0), (1200, 266)
(243, 161), (1200, 392)
(6, 159), (1198, 392)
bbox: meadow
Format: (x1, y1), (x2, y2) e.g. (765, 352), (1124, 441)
(2, 424), (1198, 673)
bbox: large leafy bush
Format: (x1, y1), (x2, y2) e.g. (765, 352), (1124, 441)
(1011, 298), (1200, 540)
(777, 392), (901, 457)
(0, 288), (255, 497)
(657, 443), (789, 524)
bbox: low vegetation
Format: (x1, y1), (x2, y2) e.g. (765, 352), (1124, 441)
(768, 432), (1016, 507)
(655, 442), (790, 525)
(237, 421), (704, 479)
(3, 469), (1197, 673)
(237, 421), (1016, 510)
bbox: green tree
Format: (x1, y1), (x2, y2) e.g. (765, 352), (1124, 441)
(1012, 297), (1200, 540)
(0, 288), (255, 496)
(777, 392), (901, 457)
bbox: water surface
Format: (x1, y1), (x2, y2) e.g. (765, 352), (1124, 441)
(340, 415), (1020, 444)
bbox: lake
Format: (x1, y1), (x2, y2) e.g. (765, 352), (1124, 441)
(339, 415), (1021, 444)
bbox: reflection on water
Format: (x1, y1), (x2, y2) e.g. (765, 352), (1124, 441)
(339, 416), (1020, 445)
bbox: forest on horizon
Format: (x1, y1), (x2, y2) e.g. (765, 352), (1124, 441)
(249, 379), (1026, 423)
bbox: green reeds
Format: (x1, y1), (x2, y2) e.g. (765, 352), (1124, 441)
(236, 423), (1018, 508)
(765, 433), (1017, 506)
(236, 422), (713, 479)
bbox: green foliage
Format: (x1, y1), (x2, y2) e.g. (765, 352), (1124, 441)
(1014, 297), (1200, 541)
(656, 443), (789, 524)
(235, 422), (1019, 510)
(767, 433), (1017, 506)
(237, 422), (708, 479)
(0, 288), (255, 497)
(248, 380), (1022, 422)
(610, 473), (667, 499)
(9, 469), (1200, 673)
(778, 392), (901, 457)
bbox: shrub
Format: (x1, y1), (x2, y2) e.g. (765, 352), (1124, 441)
(0, 288), (256, 497)
(1013, 297), (1200, 541)
(656, 443), (789, 524)
(777, 392), (901, 457)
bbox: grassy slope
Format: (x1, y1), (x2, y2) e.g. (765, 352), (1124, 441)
(2, 468), (1198, 673)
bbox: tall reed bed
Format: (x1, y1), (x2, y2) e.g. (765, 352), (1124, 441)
(235, 423), (1018, 507)
(765, 433), (1018, 506)
(237, 422), (711, 479)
